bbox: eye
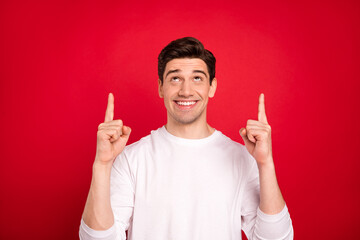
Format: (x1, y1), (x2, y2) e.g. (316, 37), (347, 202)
(194, 76), (202, 82)
(171, 76), (180, 82)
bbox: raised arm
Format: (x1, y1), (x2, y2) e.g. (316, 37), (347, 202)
(240, 93), (285, 214)
(82, 93), (131, 230)
(240, 94), (293, 239)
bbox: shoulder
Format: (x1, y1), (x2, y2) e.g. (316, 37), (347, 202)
(121, 127), (164, 158)
(215, 131), (247, 152)
(112, 128), (161, 170)
(215, 131), (256, 166)
(124, 134), (152, 153)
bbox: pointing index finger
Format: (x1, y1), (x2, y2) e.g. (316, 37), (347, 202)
(104, 93), (114, 122)
(258, 93), (268, 124)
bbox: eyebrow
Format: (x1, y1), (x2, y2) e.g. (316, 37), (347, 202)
(193, 70), (208, 78)
(165, 69), (208, 78)
(165, 69), (180, 78)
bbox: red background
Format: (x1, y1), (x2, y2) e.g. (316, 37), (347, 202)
(1, 0), (359, 239)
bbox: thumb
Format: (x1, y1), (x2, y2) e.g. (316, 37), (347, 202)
(113, 126), (131, 155)
(239, 128), (251, 145)
(121, 125), (131, 140)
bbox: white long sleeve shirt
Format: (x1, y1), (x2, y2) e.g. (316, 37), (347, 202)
(80, 126), (293, 240)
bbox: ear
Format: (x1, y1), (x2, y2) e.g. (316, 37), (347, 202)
(209, 78), (217, 98)
(158, 79), (164, 98)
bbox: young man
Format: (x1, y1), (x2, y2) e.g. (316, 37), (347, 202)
(80, 37), (294, 239)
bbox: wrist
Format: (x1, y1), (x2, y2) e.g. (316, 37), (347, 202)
(93, 159), (113, 173)
(257, 157), (275, 171)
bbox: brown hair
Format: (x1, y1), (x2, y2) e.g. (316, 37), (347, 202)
(158, 37), (216, 85)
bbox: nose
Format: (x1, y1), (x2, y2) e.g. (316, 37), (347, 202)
(178, 79), (193, 97)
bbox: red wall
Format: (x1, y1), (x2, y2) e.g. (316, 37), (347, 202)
(1, 0), (359, 239)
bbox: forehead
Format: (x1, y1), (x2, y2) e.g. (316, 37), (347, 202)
(165, 58), (208, 73)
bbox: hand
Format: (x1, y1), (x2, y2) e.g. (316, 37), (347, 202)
(95, 93), (131, 165)
(240, 93), (273, 167)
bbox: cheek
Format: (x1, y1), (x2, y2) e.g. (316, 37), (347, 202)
(163, 86), (179, 98)
(162, 90), (175, 103)
(196, 86), (211, 98)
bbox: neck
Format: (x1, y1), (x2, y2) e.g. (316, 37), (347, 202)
(165, 117), (215, 139)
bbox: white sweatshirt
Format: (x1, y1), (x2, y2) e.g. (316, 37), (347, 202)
(80, 126), (293, 240)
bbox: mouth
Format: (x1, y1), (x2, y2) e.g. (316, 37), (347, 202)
(174, 100), (199, 109)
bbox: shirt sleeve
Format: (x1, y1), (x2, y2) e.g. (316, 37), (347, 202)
(241, 158), (294, 240)
(79, 219), (118, 240)
(254, 205), (294, 239)
(79, 151), (135, 240)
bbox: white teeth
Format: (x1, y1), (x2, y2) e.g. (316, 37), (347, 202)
(177, 101), (196, 106)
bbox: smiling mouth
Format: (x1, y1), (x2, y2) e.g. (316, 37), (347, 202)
(174, 100), (199, 108)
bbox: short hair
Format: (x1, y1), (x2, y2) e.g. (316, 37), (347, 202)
(158, 37), (216, 85)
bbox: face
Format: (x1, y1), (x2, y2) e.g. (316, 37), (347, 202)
(158, 58), (217, 125)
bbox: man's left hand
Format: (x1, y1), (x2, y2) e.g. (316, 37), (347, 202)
(240, 93), (273, 167)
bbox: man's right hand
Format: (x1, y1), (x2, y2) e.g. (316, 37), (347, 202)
(95, 93), (131, 165)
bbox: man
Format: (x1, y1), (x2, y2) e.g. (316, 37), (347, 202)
(79, 37), (293, 239)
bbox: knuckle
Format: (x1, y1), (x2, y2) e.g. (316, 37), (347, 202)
(265, 125), (271, 132)
(108, 130), (117, 139)
(97, 130), (106, 139)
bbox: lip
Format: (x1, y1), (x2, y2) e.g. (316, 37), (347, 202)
(173, 100), (199, 110)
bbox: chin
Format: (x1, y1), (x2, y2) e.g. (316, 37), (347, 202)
(167, 108), (206, 125)
(172, 114), (201, 125)
(176, 119), (197, 125)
